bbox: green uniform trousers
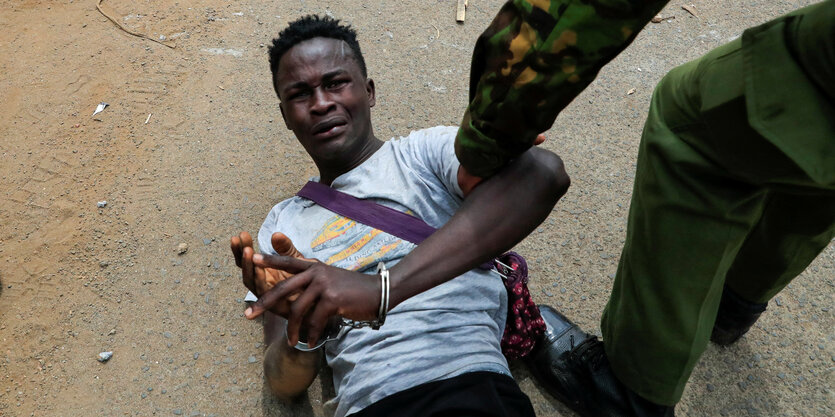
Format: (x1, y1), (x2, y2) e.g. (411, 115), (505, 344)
(601, 1), (835, 406)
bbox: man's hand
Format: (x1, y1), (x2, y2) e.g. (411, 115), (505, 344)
(231, 231), (317, 313)
(243, 254), (381, 349)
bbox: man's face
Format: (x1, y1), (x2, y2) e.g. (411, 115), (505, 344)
(275, 37), (375, 163)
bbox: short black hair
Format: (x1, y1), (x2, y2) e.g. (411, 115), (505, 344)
(268, 15), (367, 79)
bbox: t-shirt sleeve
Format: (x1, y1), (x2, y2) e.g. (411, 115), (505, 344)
(404, 126), (464, 199)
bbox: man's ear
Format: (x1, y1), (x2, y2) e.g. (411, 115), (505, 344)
(366, 78), (376, 108)
(278, 103), (291, 130)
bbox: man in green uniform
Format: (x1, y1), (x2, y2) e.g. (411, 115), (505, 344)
(456, 0), (835, 415)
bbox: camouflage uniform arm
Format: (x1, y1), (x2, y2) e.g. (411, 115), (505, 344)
(455, 0), (669, 177)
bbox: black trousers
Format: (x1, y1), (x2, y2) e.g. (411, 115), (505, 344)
(351, 371), (536, 417)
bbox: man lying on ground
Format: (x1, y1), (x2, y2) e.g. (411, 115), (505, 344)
(231, 15), (569, 417)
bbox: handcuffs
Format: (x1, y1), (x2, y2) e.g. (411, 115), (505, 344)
(291, 262), (390, 351)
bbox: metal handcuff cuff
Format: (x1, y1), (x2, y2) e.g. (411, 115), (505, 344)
(291, 262), (390, 351)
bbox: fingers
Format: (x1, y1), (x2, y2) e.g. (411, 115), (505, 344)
(534, 133), (546, 146)
(231, 235), (242, 267)
(252, 253), (314, 274)
(242, 246), (256, 294)
(240, 231), (253, 247)
(303, 301), (335, 349)
(271, 232), (303, 258)
(230, 231), (253, 268)
(245, 270), (313, 320)
(254, 263), (268, 296)
(285, 283), (322, 347)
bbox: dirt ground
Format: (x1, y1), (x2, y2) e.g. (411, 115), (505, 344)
(0, 0), (832, 416)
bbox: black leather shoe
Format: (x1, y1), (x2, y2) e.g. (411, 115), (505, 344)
(711, 286), (767, 346)
(526, 305), (674, 417)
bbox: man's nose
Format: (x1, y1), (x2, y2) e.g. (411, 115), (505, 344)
(310, 89), (335, 114)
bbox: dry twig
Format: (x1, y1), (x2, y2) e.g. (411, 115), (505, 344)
(682, 4), (699, 18)
(97, 0), (175, 49)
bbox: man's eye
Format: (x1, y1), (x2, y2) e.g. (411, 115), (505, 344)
(290, 91), (310, 100)
(327, 80), (348, 89)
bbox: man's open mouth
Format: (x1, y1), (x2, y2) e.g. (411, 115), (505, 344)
(312, 118), (348, 136)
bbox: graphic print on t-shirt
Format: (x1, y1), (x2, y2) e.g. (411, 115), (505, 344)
(311, 214), (413, 271)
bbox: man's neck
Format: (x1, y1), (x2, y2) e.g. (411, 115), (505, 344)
(316, 134), (384, 185)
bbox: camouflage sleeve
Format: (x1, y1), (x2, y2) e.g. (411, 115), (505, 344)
(456, 0), (669, 177)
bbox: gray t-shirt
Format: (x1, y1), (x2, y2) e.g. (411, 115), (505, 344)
(258, 126), (509, 417)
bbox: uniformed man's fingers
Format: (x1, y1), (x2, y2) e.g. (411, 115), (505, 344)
(303, 302), (335, 349)
(285, 285), (320, 347)
(242, 246), (256, 294)
(534, 133), (546, 146)
(252, 253), (314, 274)
(245, 271), (313, 320)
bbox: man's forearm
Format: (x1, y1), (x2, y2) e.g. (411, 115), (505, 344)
(263, 318), (321, 401)
(456, 0), (668, 177)
(388, 147), (569, 308)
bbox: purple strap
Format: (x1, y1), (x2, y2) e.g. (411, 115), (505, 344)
(296, 181), (436, 245)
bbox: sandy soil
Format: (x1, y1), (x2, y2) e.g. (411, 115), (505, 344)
(0, 1), (831, 416)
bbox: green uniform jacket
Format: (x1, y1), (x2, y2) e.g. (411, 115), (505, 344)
(456, 0), (834, 181)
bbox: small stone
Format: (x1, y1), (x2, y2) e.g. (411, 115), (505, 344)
(202, 238), (212, 245)
(147, 387), (153, 392)
(97, 351), (113, 363)
(173, 410), (183, 416)
(193, 352), (199, 360)
(164, 332), (172, 339)
(108, 329), (116, 335)
(706, 383), (715, 392)
(141, 392), (147, 399)
(738, 381), (747, 390)
(775, 297), (783, 306)
(247, 356), (257, 364)
(203, 371), (213, 378)
(99, 260), (109, 268)
(778, 372), (786, 379)
(177, 243), (188, 255)
(161, 389), (167, 394)
(97, 201), (107, 208)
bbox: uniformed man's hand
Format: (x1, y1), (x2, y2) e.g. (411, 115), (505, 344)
(244, 255), (381, 349)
